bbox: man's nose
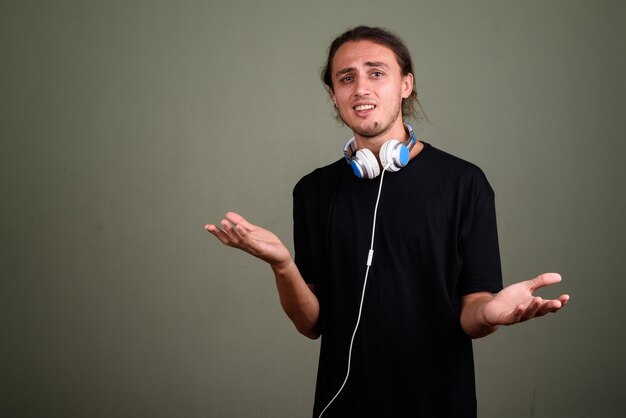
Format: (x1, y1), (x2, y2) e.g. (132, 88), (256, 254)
(354, 75), (371, 96)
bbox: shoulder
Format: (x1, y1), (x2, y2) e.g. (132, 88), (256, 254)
(293, 158), (345, 197)
(419, 142), (494, 195)
(423, 143), (483, 174)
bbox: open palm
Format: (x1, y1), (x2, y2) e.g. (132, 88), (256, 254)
(205, 212), (291, 268)
(483, 273), (570, 326)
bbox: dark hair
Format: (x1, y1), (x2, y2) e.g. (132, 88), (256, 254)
(321, 25), (424, 121)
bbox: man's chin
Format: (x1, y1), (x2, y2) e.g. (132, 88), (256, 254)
(344, 119), (385, 138)
(355, 125), (389, 139)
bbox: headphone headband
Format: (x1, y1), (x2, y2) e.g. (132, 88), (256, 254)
(404, 122), (416, 152)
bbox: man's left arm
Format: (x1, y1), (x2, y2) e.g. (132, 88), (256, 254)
(460, 272), (570, 338)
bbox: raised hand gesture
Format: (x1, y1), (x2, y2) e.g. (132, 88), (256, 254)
(483, 273), (570, 326)
(205, 212), (291, 268)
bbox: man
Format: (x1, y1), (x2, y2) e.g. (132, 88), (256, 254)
(205, 26), (569, 418)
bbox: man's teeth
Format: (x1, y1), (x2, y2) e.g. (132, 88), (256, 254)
(354, 104), (375, 111)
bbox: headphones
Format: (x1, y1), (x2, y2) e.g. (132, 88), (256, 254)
(343, 122), (417, 179)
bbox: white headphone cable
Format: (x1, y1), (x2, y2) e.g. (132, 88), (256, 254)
(318, 163), (390, 418)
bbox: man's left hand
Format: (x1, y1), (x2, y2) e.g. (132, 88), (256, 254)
(483, 273), (570, 326)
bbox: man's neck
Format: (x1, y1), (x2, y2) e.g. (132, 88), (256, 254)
(353, 120), (424, 163)
(353, 120), (408, 156)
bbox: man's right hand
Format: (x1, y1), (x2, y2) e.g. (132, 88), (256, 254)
(205, 212), (291, 269)
(205, 211), (320, 338)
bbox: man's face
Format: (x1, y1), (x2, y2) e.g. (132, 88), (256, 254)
(330, 40), (413, 139)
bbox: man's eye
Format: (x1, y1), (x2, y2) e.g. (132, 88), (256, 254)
(372, 71), (383, 77)
(342, 76), (354, 83)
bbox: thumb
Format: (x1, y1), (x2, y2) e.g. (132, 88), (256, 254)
(529, 272), (562, 292)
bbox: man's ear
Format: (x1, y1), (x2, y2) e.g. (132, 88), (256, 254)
(330, 90), (337, 107)
(402, 73), (414, 99)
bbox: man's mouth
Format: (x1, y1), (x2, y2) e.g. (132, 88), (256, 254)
(354, 104), (376, 112)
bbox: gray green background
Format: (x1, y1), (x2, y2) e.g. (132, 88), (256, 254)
(1, 1), (624, 417)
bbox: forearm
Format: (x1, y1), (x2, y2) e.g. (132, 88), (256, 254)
(271, 259), (320, 339)
(460, 293), (500, 339)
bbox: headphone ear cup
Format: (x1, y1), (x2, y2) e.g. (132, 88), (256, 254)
(352, 148), (381, 179)
(380, 140), (410, 172)
(379, 140), (396, 171)
(380, 140), (401, 172)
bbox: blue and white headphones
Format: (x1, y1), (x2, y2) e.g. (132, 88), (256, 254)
(343, 122), (416, 179)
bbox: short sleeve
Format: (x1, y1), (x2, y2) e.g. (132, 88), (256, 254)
(458, 172), (503, 295)
(293, 181), (317, 285)
(292, 160), (344, 286)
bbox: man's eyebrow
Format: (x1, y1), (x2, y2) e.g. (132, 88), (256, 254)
(364, 61), (389, 69)
(334, 62), (390, 78)
(335, 67), (356, 78)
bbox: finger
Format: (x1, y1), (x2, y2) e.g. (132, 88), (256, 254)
(225, 212), (255, 230)
(235, 224), (249, 237)
(547, 300), (563, 313)
(534, 299), (560, 317)
(221, 219), (243, 241)
(545, 295), (571, 314)
(232, 222), (255, 242)
(520, 297), (543, 321)
(508, 303), (526, 324)
(205, 224), (233, 245)
(205, 223), (225, 236)
(529, 273), (562, 292)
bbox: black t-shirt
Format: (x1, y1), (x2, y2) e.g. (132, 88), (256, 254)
(293, 142), (503, 417)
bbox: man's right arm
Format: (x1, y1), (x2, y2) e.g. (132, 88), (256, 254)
(272, 260), (320, 339)
(205, 212), (320, 339)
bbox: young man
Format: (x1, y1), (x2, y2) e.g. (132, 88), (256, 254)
(205, 26), (569, 418)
